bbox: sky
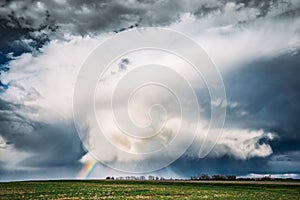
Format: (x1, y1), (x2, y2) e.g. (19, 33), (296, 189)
(0, 0), (300, 181)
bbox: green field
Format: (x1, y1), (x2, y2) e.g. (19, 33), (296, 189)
(1, 180), (299, 199)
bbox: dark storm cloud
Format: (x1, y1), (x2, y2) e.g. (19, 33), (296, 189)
(0, 0), (201, 39)
(237, 0), (279, 17)
(193, 0), (284, 17)
(222, 49), (300, 173)
(0, 0), (292, 45)
(0, 165), (82, 181)
(0, 0), (297, 68)
(171, 156), (271, 177)
(172, 149), (300, 177)
(4, 1), (291, 31)
(224, 50), (300, 136)
(1, 0), (298, 70)
(0, 96), (86, 169)
(0, 0), (57, 69)
(0, 0), (199, 68)
(10, 122), (84, 167)
(0, 0), (195, 38)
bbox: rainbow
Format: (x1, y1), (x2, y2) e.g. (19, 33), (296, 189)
(77, 161), (97, 179)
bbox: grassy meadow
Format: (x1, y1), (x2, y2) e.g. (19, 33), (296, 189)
(0, 180), (299, 199)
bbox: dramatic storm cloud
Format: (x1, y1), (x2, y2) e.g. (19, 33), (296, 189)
(0, 0), (300, 180)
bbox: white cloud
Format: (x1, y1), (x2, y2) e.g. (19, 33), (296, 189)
(1, 10), (290, 174)
(205, 129), (274, 159)
(2, 35), (109, 119)
(242, 173), (299, 179)
(170, 10), (300, 70)
(0, 35), (109, 171)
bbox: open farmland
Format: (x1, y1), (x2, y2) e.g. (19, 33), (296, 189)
(0, 180), (300, 199)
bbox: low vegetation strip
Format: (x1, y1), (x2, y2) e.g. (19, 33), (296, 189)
(0, 180), (299, 199)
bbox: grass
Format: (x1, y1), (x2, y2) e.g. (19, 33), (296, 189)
(0, 180), (299, 199)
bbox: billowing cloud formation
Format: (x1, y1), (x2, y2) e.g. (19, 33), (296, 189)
(0, 28), (277, 176)
(206, 129), (274, 159)
(0, 36), (102, 180)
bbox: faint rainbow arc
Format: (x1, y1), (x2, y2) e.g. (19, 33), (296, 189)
(78, 161), (97, 179)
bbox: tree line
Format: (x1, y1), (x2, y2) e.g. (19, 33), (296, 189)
(106, 175), (167, 181)
(190, 174), (236, 180)
(105, 174), (295, 181)
(190, 174), (295, 181)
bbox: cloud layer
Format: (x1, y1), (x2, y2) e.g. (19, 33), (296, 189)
(0, 0), (299, 180)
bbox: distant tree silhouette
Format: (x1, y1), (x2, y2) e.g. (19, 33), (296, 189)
(212, 174), (226, 180)
(261, 175), (272, 181)
(200, 174), (211, 180)
(190, 173), (239, 181)
(226, 175), (236, 180)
